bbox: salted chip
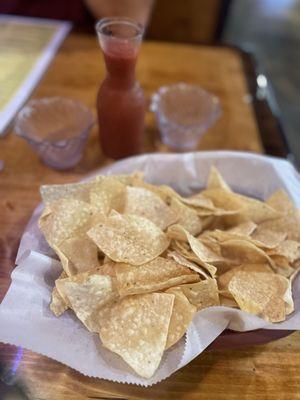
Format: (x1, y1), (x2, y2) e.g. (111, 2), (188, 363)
(99, 292), (174, 379)
(40, 179), (100, 205)
(268, 240), (300, 263)
(123, 186), (178, 230)
(202, 188), (280, 223)
(227, 221), (257, 236)
(167, 225), (219, 276)
(228, 272), (291, 322)
(52, 243), (74, 277)
(169, 198), (202, 235)
(180, 194), (215, 209)
(39, 198), (93, 246)
(220, 239), (275, 270)
(167, 251), (210, 279)
(90, 176), (126, 215)
(57, 234), (99, 274)
(164, 289), (196, 349)
(218, 263), (274, 292)
(207, 166), (232, 191)
(115, 257), (200, 296)
(251, 228), (286, 249)
(258, 214), (300, 242)
(267, 189), (295, 215)
(97, 262), (116, 277)
(50, 271), (68, 316)
(56, 270), (117, 332)
(220, 296), (238, 308)
(171, 279), (219, 310)
(88, 211), (169, 265)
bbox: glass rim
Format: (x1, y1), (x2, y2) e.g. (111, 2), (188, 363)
(95, 17), (144, 40)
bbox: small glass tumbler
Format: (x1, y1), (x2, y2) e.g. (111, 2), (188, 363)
(151, 83), (221, 150)
(14, 97), (94, 170)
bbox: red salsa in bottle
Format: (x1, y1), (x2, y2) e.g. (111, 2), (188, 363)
(96, 18), (146, 159)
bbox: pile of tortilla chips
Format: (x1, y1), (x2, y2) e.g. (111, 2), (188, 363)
(39, 167), (300, 378)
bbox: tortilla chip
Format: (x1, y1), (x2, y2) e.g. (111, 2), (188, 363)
(258, 214), (300, 242)
(228, 272), (290, 322)
(267, 189), (295, 215)
(207, 166), (232, 191)
(56, 270), (117, 332)
(50, 271), (68, 316)
(227, 221), (257, 236)
(97, 262), (116, 277)
(89, 176), (126, 216)
(268, 240), (300, 263)
(169, 198), (202, 235)
(167, 251), (210, 279)
(40, 179), (100, 204)
(87, 211), (170, 265)
(99, 292), (174, 378)
(171, 279), (219, 310)
(202, 188), (280, 223)
(218, 263), (274, 292)
(251, 229), (287, 249)
(220, 239), (275, 269)
(180, 194), (215, 209)
(57, 234), (99, 274)
(115, 257), (200, 297)
(123, 186), (178, 230)
(220, 296), (238, 308)
(39, 198), (93, 246)
(164, 289), (196, 349)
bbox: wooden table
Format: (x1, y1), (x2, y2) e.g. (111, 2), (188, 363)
(0, 33), (299, 400)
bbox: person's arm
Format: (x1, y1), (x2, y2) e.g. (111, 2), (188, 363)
(84, 0), (154, 26)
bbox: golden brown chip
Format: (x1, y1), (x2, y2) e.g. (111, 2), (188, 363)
(228, 272), (291, 322)
(40, 179), (101, 204)
(56, 270), (118, 332)
(207, 166), (232, 191)
(97, 262), (116, 277)
(266, 189), (295, 215)
(202, 188), (280, 223)
(227, 221), (257, 236)
(50, 271), (68, 316)
(220, 239), (275, 270)
(167, 225), (220, 277)
(180, 194), (215, 209)
(90, 176), (126, 215)
(164, 289), (196, 349)
(115, 257), (200, 297)
(268, 240), (300, 263)
(39, 198), (93, 247)
(87, 211), (170, 265)
(171, 279), (219, 310)
(169, 198), (202, 235)
(219, 296), (238, 308)
(56, 234), (99, 275)
(251, 229), (287, 249)
(99, 292), (174, 379)
(124, 186), (178, 230)
(218, 263), (274, 293)
(167, 251), (210, 279)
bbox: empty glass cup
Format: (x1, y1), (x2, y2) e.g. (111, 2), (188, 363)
(151, 83), (221, 150)
(14, 97), (94, 170)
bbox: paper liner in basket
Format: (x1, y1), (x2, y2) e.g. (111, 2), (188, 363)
(1, 151), (300, 386)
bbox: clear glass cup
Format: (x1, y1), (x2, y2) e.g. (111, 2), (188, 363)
(151, 83), (221, 150)
(14, 97), (94, 170)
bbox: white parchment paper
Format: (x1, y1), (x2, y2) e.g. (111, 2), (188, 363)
(1, 151), (300, 386)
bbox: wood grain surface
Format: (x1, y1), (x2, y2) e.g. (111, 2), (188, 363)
(1, 33), (299, 400)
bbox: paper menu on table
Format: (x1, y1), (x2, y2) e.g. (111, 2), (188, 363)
(0, 15), (71, 136)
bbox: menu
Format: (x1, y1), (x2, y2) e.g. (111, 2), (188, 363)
(0, 15), (71, 136)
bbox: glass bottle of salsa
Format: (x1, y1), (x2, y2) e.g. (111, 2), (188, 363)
(96, 17), (146, 159)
